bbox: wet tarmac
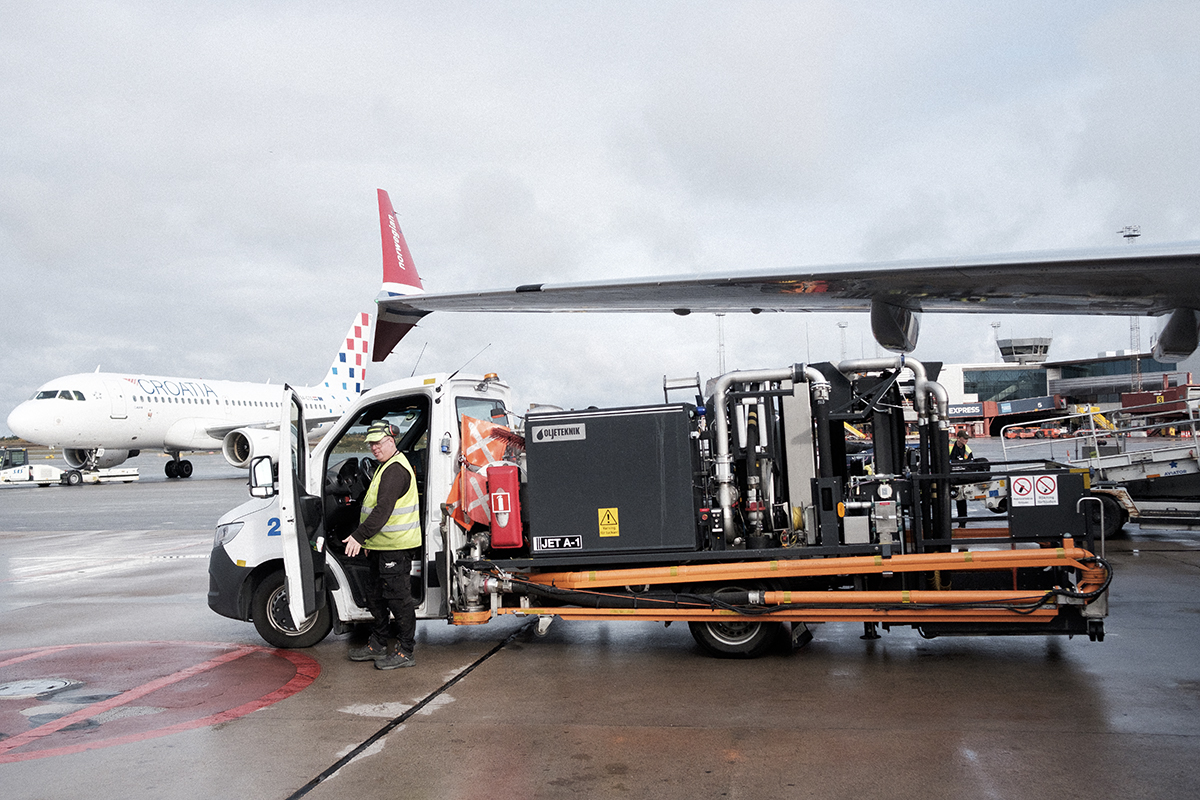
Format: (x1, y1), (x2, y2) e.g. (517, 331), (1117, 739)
(2, 451), (1200, 798)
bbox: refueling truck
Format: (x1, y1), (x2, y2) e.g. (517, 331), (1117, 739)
(207, 357), (1111, 657)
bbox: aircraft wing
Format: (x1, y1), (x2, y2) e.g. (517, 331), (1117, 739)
(374, 240), (1200, 359)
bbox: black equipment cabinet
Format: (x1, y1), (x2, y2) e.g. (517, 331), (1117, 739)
(524, 404), (701, 557)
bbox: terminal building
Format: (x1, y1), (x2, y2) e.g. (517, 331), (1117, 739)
(939, 337), (1194, 436)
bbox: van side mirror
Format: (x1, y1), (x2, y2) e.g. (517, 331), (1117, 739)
(249, 456), (277, 498)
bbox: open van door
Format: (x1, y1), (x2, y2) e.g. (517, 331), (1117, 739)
(278, 386), (326, 628)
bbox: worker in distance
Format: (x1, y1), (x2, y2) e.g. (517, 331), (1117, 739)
(949, 431), (974, 529)
(343, 420), (422, 669)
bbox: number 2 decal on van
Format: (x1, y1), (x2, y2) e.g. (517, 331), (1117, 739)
(267, 517), (281, 536)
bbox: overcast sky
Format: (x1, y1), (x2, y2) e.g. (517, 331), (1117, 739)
(4, 1), (1200, 436)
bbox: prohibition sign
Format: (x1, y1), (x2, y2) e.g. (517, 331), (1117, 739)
(1035, 475), (1059, 505)
(0, 641), (319, 763)
(1011, 475), (1035, 507)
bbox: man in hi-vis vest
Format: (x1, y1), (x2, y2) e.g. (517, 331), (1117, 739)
(344, 420), (422, 669)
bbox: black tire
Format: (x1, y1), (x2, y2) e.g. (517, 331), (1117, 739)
(178, 460), (193, 478)
(1086, 494), (1126, 539)
(251, 570), (332, 648)
(1098, 494), (1126, 538)
(689, 618), (781, 658)
(165, 461), (178, 479)
(65, 470), (82, 486)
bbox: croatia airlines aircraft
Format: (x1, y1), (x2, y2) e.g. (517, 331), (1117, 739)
(6, 313), (373, 478)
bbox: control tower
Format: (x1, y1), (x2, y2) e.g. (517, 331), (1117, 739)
(997, 337), (1052, 364)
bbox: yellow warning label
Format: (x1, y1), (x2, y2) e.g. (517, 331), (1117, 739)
(598, 507), (620, 537)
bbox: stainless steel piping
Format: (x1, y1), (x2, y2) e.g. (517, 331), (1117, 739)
(712, 365), (829, 540)
(835, 356), (948, 422)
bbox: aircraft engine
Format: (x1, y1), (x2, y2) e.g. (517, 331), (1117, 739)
(1153, 308), (1200, 361)
(63, 448), (133, 469)
(222, 429), (279, 469)
(870, 299), (920, 353)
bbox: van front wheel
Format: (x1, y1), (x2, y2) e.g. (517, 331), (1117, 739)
(251, 570), (332, 648)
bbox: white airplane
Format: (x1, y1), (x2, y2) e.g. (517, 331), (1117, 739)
(6, 313), (372, 478)
(371, 233), (1200, 361)
(6, 187), (425, 480)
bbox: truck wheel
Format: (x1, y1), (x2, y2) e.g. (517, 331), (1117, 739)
(688, 619), (782, 658)
(251, 571), (332, 648)
(1085, 494), (1125, 539)
(1099, 495), (1125, 538)
(66, 470), (83, 486)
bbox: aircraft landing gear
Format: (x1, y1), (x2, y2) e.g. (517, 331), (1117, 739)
(165, 458), (193, 479)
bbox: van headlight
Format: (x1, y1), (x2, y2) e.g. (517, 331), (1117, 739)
(214, 521), (245, 547)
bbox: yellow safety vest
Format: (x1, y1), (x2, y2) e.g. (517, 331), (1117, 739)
(360, 452), (421, 550)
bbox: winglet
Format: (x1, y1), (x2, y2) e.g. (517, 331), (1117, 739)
(378, 188), (423, 296)
(374, 189), (431, 362)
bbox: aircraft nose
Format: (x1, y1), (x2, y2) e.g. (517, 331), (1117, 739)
(6, 401), (41, 439)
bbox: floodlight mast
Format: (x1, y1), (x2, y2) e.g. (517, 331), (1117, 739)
(1121, 225), (1142, 391)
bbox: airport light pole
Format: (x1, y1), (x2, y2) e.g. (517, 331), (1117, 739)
(1121, 226), (1142, 392)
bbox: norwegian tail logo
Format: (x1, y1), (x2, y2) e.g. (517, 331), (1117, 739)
(378, 188), (423, 296)
(321, 312), (372, 402)
(374, 188), (428, 362)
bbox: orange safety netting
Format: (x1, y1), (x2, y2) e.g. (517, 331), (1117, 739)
(444, 416), (525, 531)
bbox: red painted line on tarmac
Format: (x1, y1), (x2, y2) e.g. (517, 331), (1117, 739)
(0, 646), (258, 755)
(0, 646), (76, 670)
(0, 642), (320, 763)
(4, 649), (322, 763)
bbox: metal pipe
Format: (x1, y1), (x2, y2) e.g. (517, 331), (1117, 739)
(836, 355), (948, 422)
(712, 365), (829, 539)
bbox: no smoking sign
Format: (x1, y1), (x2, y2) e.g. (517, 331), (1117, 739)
(1011, 474), (1059, 507)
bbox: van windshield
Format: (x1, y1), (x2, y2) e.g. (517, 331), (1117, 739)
(456, 397), (508, 426)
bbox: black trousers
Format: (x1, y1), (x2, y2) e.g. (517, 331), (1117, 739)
(366, 548), (418, 655)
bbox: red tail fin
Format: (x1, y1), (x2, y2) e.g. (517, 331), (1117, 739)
(378, 188), (423, 295)
(374, 189), (428, 362)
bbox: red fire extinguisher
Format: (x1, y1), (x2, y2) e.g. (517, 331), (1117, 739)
(488, 464), (523, 548)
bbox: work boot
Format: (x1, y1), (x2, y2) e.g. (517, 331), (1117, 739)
(375, 645), (416, 670)
(348, 635), (388, 662)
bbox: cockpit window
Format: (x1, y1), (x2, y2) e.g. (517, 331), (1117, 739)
(34, 389), (82, 400)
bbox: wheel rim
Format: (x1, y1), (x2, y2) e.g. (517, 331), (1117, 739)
(266, 585), (318, 636)
(703, 619), (764, 647)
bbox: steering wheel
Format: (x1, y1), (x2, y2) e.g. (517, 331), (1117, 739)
(358, 456), (378, 487)
(334, 457), (361, 492)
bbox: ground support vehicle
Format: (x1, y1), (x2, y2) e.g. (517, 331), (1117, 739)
(208, 360), (1110, 657)
(1002, 422), (1069, 439)
(0, 447), (138, 486)
(1001, 402), (1200, 533)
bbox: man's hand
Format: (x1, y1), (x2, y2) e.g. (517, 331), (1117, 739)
(343, 536), (363, 558)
